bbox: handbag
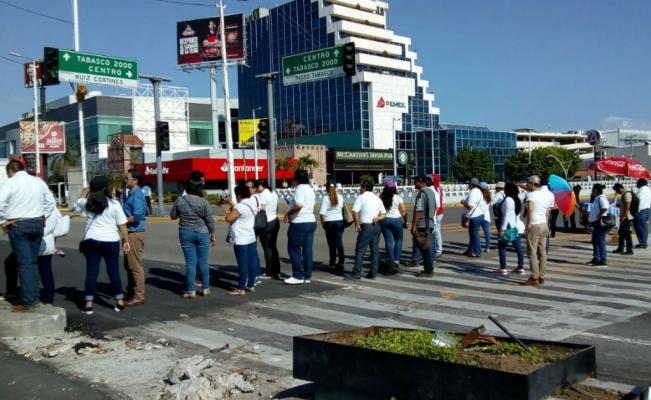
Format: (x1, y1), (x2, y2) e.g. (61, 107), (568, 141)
(414, 189), (433, 251)
(253, 197), (268, 233)
(78, 215), (96, 255)
(462, 203), (479, 228)
(498, 227), (519, 244)
(53, 215), (70, 238)
(342, 203), (354, 228)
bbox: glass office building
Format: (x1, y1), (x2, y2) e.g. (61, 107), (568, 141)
(238, 0), (439, 152)
(415, 125), (517, 181)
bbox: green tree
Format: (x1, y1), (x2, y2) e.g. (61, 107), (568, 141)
(360, 174), (374, 185)
(295, 154), (319, 177)
(451, 148), (495, 182)
(505, 147), (581, 182)
(275, 157), (293, 172)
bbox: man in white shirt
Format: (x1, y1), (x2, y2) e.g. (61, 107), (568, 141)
(141, 184), (152, 216)
(256, 180), (281, 279)
(0, 160), (56, 311)
(491, 181), (506, 228)
(284, 170), (317, 285)
(634, 179), (650, 249)
(523, 175), (552, 286)
(345, 183), (386, 280)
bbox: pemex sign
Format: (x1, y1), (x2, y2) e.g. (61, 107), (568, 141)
(58, 49), (139, 89)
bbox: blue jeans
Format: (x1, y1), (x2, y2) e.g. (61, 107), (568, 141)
(8, 218), (44, 307)
(38, 255), (54, 304)
(634, 209), (649, 247)
(481, 219), (491, 251)
(353, 224), (381, 277)
(287, 222), (317, 280)
(591, 221), (608, 263)
(380, 217), (404, 262)
(83, 239), (124, 301)
(468, 215), (485, 256)
(323, 220), (345, 265)
(179, 228), (210, 293)
(498, 234), (525, 270)
(234, 242), (260, 289)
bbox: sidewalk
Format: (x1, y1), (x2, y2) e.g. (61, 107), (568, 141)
(0, 342), (114, 400)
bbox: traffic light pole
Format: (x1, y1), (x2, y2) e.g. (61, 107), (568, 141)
(256, 72), (278, 188)
(253, 108), (259, 180)
(31, 61), (41, 179)
(141, 74), (171, 216)
(72, 0), (87, 187)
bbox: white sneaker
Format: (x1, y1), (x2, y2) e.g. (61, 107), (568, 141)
(284, 277), (305, 285)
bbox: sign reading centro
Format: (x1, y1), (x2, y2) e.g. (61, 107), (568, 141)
(283, 45), (345, 86)
(58, 49), (139, 89)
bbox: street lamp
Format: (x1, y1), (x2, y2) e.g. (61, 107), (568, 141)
(392, 117), (401, 177)
(9, 51), (41, 179)
(252, 106), (262, 180)
(545, 154), (570, 180)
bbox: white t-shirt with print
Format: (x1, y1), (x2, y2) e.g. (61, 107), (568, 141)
(77, 198), (128, 242)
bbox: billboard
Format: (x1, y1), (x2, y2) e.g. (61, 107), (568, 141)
(23, 62), (43, 88)
(237, 118), (261, 146)
(19, 121), (66, 154)
(177, 14), (244, 66)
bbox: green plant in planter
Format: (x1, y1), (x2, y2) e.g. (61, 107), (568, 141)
(481, 342), (544, 364)
(352, 330), (461, 363)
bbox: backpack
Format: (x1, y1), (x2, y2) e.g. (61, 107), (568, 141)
(625, 191), (640, 215)
(252, 197), (268, 233)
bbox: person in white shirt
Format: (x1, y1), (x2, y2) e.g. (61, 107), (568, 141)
(523, 175), (553, 286)
(432, 174), (445, 257)
(634, 179), (650, 249)
(479, 182), (492, 253)
(283, 170), (317, 285)
(461, 178), (485, 258)
(319, 180), (345, 269)
(491, 181), (507, 228)
(496, 182), (525, 276)
(587, 184), (610, 267)
(345, 182), (386, 280)
(142, 184), (152, 216)
(0, 160), (56, 312)
(378, 179), (407, 269)
(225, 184), (261, 296)
(77, 176), (131, 315)
(256, 180), (281, 279)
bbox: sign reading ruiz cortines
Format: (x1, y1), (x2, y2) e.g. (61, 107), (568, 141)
(177, 14), (244, 66)
(19, 121), (66, 154)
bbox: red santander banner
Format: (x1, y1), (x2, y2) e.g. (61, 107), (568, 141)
(134, 158), (295, 183)
(19, 121), (66, 154)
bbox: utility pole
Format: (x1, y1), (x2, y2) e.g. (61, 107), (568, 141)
(217, 0), (236, 199)
(140, 75), (172, 216)
(209, 66), (221, 149)
(31, 61), (41, 178)
(256, 73), (278, 189)
(72, 0), (87, 187)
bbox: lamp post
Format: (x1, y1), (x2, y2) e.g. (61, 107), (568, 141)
(9, 52), (41, 179)
(545, 154), (570, 180)
(252, 106), (262, 180)
(392, 117), (401, 177)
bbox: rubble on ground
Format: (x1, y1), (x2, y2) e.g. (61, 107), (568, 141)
(161, 356), (256, 400)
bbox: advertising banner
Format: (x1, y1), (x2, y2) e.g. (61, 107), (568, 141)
(19, 121), (66, 154)
(23, 62), (43, 88)
(177, 14), (244, 66)
(237, 118), (261, 146)
(590, 157), (651, 179)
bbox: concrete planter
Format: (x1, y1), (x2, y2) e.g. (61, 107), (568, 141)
(293, 327), (596, 400)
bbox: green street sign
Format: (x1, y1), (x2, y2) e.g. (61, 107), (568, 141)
(58, 49), (139, 89)
(282, 45), (345, 86)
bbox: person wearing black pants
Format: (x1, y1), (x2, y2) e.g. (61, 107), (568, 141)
(320, 181), (345, 269)
(613, 183), (635, 255)
(256, 180), (281, 279)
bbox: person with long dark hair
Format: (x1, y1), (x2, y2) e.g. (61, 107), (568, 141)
(77, 176), (131, 314)
(225, 184), (261, 295)
(379, 179), (407, 268)
(171, 178), (216, 298)
(319, 180), (345, 269)
(496, 182), (525, 276)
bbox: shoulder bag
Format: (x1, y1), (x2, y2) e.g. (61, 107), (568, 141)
(462, 202), (479, 228)
(78, 215), (96, 255)
(253, 197), (268, 233)
(341, 196), (354, 228)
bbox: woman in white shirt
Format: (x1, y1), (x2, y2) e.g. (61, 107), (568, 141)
(378, 179), (407, 267)
(77, 176), (131, 315)
(225, 184), (261, 296)
(461, 178), (485, 258)
(588, 184), (610, 267)
(496, 183), (525, 276)
(479, 183), (492, 253)
(319, 181), (345, 269)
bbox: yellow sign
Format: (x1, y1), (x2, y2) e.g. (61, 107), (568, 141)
(238, 118), (260, 146)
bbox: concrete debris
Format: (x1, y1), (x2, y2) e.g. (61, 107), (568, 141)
(161, 356), (256, 400)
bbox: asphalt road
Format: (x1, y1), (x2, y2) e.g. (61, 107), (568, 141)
(1, 216), (650, 399)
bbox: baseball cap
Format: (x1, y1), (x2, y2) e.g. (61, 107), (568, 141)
(528, 175), (541, 185)
(384, 178), (396, 188)
(468, 177), (480, 186)
(479, 182), (489, 190)
(495, 181), (506, 189)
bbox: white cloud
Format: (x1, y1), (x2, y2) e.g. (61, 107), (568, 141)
(600, 115), (651, 130)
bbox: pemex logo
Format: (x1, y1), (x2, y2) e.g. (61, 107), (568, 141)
(377, 97), (386, 108)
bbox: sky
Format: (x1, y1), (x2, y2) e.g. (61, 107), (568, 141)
(0, 0), (649, 132)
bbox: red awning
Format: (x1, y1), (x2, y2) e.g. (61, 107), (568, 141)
(590, 157), (651, 179)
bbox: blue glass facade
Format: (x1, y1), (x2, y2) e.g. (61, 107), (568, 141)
(238, 0), (439, 151)
(415, 127), (517, 181)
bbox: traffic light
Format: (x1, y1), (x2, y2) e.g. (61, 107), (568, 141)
(75, 85), (87, 102)
(257, 119), (270, 148)
(343, 43), (356, 76)
(42, 47), (60, 86)
(156, 121), (170, 152)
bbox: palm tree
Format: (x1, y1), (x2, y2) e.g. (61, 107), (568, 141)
(276, 157), (294, 186)
(296, 154), (319, 178)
